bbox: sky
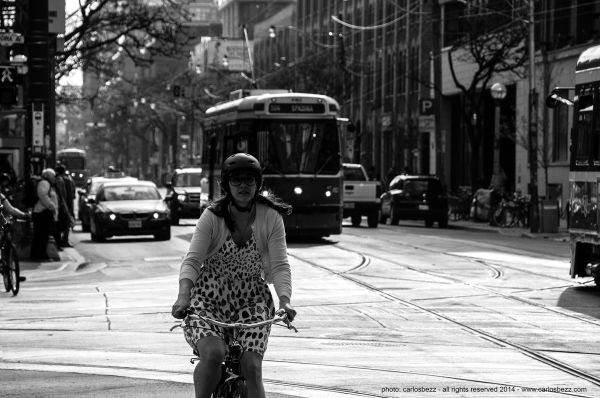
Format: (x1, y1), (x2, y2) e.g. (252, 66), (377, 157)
(59, 0), (82, 86)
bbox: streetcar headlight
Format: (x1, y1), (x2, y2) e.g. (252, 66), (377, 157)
(325, 190), (332, 197)
(294, 186), (303, 195)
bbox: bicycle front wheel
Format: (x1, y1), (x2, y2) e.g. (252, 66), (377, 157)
(6, 245), (19, 295)
(214, 377), (247, 398)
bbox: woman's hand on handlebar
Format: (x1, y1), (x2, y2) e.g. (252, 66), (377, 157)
(277, 297), (296, 322)
(171, 294), (191, 319)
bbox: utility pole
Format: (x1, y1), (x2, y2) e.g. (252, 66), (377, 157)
(432, 1), (444, 184)
(528, 0), (539, 233)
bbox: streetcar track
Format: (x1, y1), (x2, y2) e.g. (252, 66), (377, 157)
(289, 252), (600, 389)
(2, 356), (595, 398)
(334, 243), (600, 329)
(347, 230), (577, 284)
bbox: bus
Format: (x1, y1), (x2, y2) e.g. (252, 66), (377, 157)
(202, 90), (344, 237)
(547, 44), (600, 286)
(56, 148), (88, 187)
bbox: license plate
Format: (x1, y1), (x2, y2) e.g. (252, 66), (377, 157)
(344, 203), (355, 209)
(418, 204), (429, 211)
(128, 220), (142, 228)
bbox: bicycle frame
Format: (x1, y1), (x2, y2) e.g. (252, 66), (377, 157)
(171, 312), (297, 398)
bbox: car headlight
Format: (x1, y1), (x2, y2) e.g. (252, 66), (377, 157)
(100, 212), (117, 221)
(177, 194), (187, 202)
(152, 212), (167, 220)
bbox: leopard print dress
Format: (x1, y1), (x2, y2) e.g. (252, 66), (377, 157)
(184, 231), (275, 356)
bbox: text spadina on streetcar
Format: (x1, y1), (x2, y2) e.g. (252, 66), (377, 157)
(202, 91), (344, 237)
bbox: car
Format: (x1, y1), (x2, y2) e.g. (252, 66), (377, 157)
(164, 167), (209, 225)
(379, 174), (448, 228)
(89, 180), (171, 241)
(77, 176), (138, 232)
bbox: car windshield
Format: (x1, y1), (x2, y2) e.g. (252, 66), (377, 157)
(100, 186), (160, 201)
(89, 181), (107, 195)
(343, 167), (366, 181)
(175, 172), (206, 186)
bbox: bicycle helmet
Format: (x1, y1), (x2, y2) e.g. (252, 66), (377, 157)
(221, 153), (262, 192)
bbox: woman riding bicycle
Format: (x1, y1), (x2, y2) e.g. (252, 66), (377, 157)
(171, 153), (297, 398)
(0, 191), (28, 220)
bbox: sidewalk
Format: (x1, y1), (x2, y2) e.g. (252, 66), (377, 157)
(450, 216), (569, 242)
(19, 245), (91, 281)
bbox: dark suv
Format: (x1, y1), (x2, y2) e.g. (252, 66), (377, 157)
(379, 175), (448, 228)
(164, 168), (208, 225)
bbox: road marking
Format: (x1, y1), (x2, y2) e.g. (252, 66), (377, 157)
(144, 256), (183, 262)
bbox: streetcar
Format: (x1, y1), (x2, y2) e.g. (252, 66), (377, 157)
(547, 44), (600, 286)
(56, 148), (88, 187)
(201, 90), (344, 237)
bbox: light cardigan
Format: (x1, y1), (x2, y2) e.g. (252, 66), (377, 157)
(179, 202), (292, 300)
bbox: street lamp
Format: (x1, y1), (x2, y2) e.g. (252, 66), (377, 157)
(490, 82), (506, 176)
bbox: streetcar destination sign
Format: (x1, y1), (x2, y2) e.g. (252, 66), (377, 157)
(0, 32), (24, 46)
(268, 103), (325, 113)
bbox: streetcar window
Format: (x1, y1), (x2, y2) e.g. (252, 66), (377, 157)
(574, 93), (594, 166)
(262, 120), (340, 174)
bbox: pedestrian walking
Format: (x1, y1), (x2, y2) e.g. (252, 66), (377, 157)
(55, 164), (75, 247)
(30, 168), (59, 261)
(171, 153), (296, 398)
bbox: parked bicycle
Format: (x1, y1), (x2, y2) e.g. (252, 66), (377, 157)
(447, 187), (472, 221)
(171, 311), (297, 398)
(492, 192), (529, 228)
(0, 209), (21, 295)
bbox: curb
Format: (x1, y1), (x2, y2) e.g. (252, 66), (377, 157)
(452, 220), (569, 241)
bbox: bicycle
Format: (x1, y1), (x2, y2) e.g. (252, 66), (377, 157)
(492, 193), (529, 228)
(447, 188), (472, 221)
(0, 209), (21, 295)
(171, 311), (297, 398)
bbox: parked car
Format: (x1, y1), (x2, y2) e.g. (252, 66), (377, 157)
(77, 176), (137, 232)
(342, 163), (381, 227)
(89, 180), (171, 241)
(164, 167), (208, 225)
(379, 174), (448, 228)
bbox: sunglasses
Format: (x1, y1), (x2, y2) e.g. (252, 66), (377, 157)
(229, 176), (257, 186)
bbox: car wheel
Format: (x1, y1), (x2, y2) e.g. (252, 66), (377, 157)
(439, 216), (448, 228)
(82, 218), (90, 232)
(367, 211), (379, 228)
(154, 229), (171, 241)
(91, 232), (105, 242)
(379, 213), (388, 224)
(390, 206), (400, 225)
(351, 215), (361, 227)
(170, 211), (180, 226)
(425, 219), (434, 228)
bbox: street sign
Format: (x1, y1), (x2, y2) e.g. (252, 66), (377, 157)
(419, 98), (435, 116)
(419, 115), (435, 132)
(0, 32), (24, 46)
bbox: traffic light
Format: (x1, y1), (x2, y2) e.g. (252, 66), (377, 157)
(0, 84), (17, 105)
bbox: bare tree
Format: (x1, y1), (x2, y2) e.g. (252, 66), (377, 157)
(446, 3), (529, 188)
(58, 0), (196, 81)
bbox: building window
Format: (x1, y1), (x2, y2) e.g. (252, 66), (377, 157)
(552, 104), (569, 162)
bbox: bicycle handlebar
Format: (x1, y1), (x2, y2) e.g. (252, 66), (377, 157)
(170, 312), (298, 333)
